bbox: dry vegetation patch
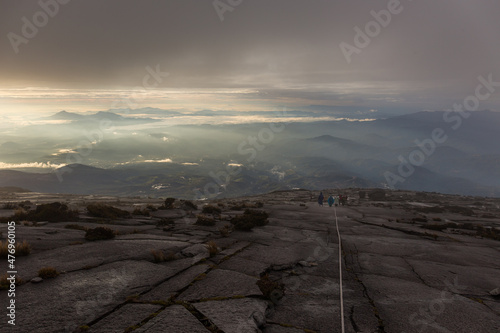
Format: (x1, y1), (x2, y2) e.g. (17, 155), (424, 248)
(86, 203), (130, 219)
(84, 227), (116, 241)
(38, 267), (60, 279)
(151, 249), (176, 263)
(206, 240), (219, 256)
(1, 202), (78, 223)
(196, 215), (216, 226)
(230, 209), (269, 231)
(202, 205), (222, 215)
(218, 224), (233, 237)
(257, 274), (284, 304)
(0, 274), (22, 290)
(1, 240), (32, 257)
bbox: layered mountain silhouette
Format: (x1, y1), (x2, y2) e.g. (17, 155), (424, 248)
(1, 110), (499, 198)
(47, 110), (159, 125)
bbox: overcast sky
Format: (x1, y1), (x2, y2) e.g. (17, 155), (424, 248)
(1, 0), (500, 116)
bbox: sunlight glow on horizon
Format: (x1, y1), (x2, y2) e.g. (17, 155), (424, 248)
(0, 87), (271, 116)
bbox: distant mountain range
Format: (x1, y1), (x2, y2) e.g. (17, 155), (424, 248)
(47, 110), (159, 124)
(1, 110), (499, 198)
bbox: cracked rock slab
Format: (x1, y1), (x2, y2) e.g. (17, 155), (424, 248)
(89, 303), (162, 332)
(362, 274), (500, 333)
(268, 295), (340, 333)
(177, 269), (262, 301)
(134, 305), (208, 333)
(12, 239), (190, 281)
(218, 256), (269, 277)
(194, 298), (269, 333)
(140, 264), (210, 301)
(0, 260), (172, 333)
(181, 243), (209, 257)
(262, 325), (304, 333)
(238, 242), (317, 267)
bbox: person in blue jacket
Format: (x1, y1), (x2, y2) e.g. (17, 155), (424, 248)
(328, 195), (334, 207)
(318, 192), (324, 206)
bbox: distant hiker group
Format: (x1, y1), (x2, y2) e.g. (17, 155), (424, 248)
(317, 192), (347, 207)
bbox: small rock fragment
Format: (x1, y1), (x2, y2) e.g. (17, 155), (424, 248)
(31, 277), (43, 284)
(182, 243), (209, 257)
(489, 288), (499, 296)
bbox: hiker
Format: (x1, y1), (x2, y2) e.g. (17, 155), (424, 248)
(318, 192), (324, 206)
(327, 195), (334, 207)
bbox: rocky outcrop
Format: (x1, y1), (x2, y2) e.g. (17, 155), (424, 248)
(0, 189), (499, 332)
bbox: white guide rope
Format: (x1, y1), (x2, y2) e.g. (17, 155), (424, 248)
(333, 205), (345, 333)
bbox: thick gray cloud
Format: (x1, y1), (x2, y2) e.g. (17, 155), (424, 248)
(1, 0), (500, 112)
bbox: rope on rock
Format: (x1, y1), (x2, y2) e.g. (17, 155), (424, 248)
(333, 205), (345, 333)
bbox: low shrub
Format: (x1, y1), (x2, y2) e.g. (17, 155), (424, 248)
(196, 215), (216, 226)
(421, 224), (448, 231)
(18, 200), (32, 209)
(414, 206), (445, 214)
(34, 202), (79, 222)
(146, 204), (158, 212)
(151, 249), (176, 263)
(16, 240), (31, 256)
(230, 209), (269, 231)
(86, 204), (130, 219)
(206, 240), (219, 257)
(476, 226), (500, 241)
(417, 205), (474, 216)
(156, 218), (175, 227)
(257, 274), (284, 304)
(0, 240), (31, 257)
(0, 241), (7, 257)
(132, 207), (150, 216)
(6, 202), (79, 223)
(229, 202), (263, 210)
(161, 197), (176, 210)
(219, 224), (233, 237)
(2, 203), (17, 209)
(181, 200), (197, 210)
(85, 227), (116, 241)
(0, 274), (22, 290)
(65, 224), (87, 231)
(443, 205), (474, 216)
(38, 267), (59, 279)
(421, 222), (459, 232)
(202, 205), (222, 215)
(459, 223), (475, 230)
